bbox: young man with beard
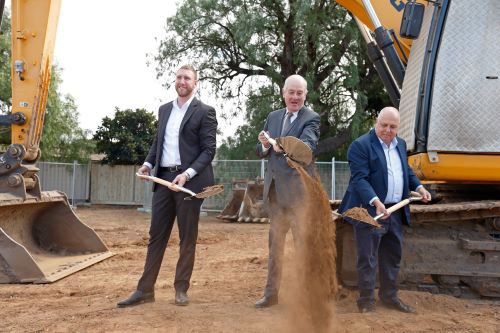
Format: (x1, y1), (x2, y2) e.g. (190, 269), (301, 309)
(118, 64), (217, 307)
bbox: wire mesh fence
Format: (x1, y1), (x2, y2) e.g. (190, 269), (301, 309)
(38, 161), (90, 205)
(34, 159), (351, 211)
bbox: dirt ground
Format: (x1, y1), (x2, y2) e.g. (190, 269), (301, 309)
(1, 206), (498, 332)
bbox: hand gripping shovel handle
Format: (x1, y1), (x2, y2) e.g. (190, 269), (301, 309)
(374, 196), (423, 220)
(262, 131), (278, 147)
(136, 173), (197, 197)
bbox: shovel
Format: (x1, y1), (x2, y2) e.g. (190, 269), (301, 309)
(343, 194), (423, 228)
(136, 173), (224, 200)
(263, 132), (313, 166)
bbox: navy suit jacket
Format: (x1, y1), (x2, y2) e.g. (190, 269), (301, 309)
(145, 98), (217, 193)
(338, 129), (421, 225)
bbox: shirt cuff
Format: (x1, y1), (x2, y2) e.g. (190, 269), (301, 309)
(369, 196), (379, 206)
(143, 162), (153, 170)
(415, 185), (423, 191)
(184, 168), (197, 180)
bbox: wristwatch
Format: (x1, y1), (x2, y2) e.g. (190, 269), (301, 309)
(183, 172), (191, 181)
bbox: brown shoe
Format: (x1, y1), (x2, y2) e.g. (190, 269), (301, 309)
(175, 291), (189, 306)
(117, 290), (155, 308)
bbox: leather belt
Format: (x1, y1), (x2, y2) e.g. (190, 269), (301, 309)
(385, 202), (398, 208)
(159, 165), (182, 172)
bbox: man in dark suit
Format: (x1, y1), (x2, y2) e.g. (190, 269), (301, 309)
(118, 64), (217, 308)
(338, 107), (431, 314)
(254, 74), (320, 308)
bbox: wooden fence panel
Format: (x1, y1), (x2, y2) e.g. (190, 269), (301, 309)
(90, 164), (144, 205)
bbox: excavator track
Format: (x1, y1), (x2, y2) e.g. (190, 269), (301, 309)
(336, 199), (500, 298)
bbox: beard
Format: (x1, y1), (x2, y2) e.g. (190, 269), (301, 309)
(176, 84), (194, 97)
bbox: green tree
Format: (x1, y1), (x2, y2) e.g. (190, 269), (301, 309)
(93, 108), (157, 165)
(153, 0), (390, 160)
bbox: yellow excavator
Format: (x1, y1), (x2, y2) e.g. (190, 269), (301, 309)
(335, 0), (500, 297)
(0, 0), (111, 283)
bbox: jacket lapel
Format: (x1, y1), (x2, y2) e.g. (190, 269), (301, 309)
(158, 103), (173, 145)
(273, 109), (287, 137)
(396, 137), (408, 191)
(370, 130), (388, 189)
(179, 97), (199, 133)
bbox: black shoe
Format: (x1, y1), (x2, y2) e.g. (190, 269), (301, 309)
(381, 298), (415, 313)
(255, 295), (278, 308)
(175, 291), (189, 306)
(117, 290), (155, 308)
(357, 302), (375, 313)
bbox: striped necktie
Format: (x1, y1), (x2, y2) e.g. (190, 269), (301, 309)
(281, 112), (293, 136)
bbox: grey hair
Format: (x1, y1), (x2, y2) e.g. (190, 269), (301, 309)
(283, 74), (308, 93)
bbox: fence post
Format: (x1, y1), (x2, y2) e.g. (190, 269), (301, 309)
(71, 160), (77, 207)
(260, 159), (265, 179)
(331, 157), (335, 200)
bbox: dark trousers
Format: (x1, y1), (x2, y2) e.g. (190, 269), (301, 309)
(353, 209), (403, 306)
(263, 183), (300, 297)
(137, 170), (203, 293)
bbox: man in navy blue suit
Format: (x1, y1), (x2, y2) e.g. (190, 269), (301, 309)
(339, 107), (431, 314)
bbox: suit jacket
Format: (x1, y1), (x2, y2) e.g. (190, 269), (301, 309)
(145, 97), (217, 193)
(256, 106), (320, 207)
(338, 129), (421, 225)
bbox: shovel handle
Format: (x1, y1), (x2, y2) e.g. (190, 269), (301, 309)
(136, 173), (197, 197)
(374, 196), (423, 220)
(262, 131), (277, 146)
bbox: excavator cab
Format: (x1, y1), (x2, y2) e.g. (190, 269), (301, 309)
(0, 0), (112, 283)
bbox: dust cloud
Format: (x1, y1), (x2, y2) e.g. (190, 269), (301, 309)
(279, 165), (338, 332)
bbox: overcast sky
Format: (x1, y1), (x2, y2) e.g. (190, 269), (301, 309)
(54, 1), (240, 141)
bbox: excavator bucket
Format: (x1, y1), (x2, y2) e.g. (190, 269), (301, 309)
(218, 188), (246, 221)
(0, 191), (112, 283)
(217, 179), (268, 223)
(237, 181), (268, 223)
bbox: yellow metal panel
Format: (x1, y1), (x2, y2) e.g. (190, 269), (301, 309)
(335, 0), (428, 60)
(408, 153), (500, 183)
(10, 0), (61, 150)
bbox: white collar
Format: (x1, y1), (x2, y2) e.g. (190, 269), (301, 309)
(174, 94), (196, 110)
(378, 136), (398, 150)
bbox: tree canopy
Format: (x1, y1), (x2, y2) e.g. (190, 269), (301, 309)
(153, 0), (390, 160)
(0, 9), (93, 162)
(93, 108), (157, 165)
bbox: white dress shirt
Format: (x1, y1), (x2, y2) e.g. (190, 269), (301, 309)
(262, 109), (298, 152)
(369, 137), (404, 205)
(369, 137), (423, 205)
(144, 95), (196, 179)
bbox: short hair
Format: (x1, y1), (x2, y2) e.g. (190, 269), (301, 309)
(178, 64), (198, 80)
(283, 74), (308, 93)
